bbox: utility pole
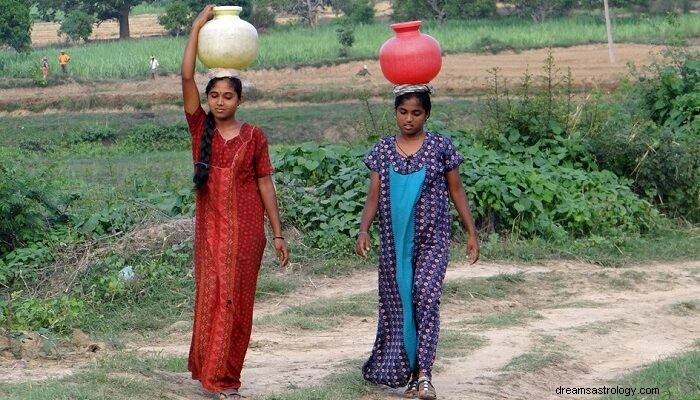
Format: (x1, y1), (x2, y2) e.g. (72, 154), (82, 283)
(604, 0), (616, 63)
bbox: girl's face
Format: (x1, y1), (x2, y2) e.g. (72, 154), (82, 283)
(206, 79), (240, 120)
(396, 96), (428, 137)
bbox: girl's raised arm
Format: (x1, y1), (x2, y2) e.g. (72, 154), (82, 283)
(182, 5), (215, 114)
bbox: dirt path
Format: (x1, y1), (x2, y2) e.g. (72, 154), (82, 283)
(7, 260), (696, 399)
(198, 260), (700, 400)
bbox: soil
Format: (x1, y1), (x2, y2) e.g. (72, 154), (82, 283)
(2, 255), (698, 400)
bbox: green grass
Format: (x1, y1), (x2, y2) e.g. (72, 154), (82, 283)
(0, 98), (481, 145)
(503, 351), (566, 372)
(593, 270), (648, 290)
(437, 329), (488, 358)
(471, 225), (700, 267)
(262, 360), (385, 400)
(457, 309), (544, 330)
(0, 352), (188, 400)
(600, 351), (700, 400)
(571, 320), (619, 335)
(255, 292), (377, 330)
(669, 300), (700, 316)
(3, 14), (699, 80)
(442, 272), (526, 302)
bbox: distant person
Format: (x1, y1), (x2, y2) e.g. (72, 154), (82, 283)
(149, 55), (160, 80)
(58, 50), (70, 74)
(41, 57), (49, 80)
(356, 64), (371, 76)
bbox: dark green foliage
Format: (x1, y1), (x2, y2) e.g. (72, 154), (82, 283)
(0, 149), (68, 256)
(0, 0), (31, 52)
(444, 0), (497, 18)
(250, 2), (277, 31)
(58, 10), (94, 42)
(393, 0), (496, 22)
(336, 19), (355, 57)
(158, 0), (190, 36)
(71, 125), (119, 145)
(272, 142), (367, 252)
(478, 51), (590, 169)
(504, 0), (577, 23)
(122, 123), (190, 151)
(345, 0), (375, 24)
(36, 0), (150, 39)
(584, 48), (699, 221)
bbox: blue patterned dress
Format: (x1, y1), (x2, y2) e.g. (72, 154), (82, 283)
(362, 132), (464, 388)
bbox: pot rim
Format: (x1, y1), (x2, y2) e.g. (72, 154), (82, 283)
(213, 5), (243, 12)
(390, 20), (422, 33)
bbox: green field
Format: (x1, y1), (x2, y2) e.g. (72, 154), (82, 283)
(2, 14), (699, 81)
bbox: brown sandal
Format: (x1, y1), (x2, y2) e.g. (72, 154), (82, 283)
(218, 390), (241, 400)
(403, 378), (419, 398)
(417, 377), (436, 400)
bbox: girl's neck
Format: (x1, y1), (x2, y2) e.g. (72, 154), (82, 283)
(399, 130), (426, 142)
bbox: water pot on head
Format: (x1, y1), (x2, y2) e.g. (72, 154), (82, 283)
(378, 21), (442, 85)
(197, 6), (259, 70)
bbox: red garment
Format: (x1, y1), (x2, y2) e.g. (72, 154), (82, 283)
(186, 106), (273, 392)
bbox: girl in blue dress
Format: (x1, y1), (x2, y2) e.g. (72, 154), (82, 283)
(356, 85), (480, 400)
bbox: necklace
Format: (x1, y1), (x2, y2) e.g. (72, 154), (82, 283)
(395, 135), (423, 159)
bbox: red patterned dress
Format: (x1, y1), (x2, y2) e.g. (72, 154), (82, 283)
(186, 106), (273, 392)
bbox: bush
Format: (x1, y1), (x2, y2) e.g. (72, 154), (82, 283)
(584, 48), (700, 221)
(58, 10), (94, 43)
(123, 123), (190, 151)
(158, 0), (190, 37)
(0, 148), (68, 255)
(455, 134), (659, 238)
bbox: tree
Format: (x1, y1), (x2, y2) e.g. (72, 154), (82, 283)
(36, 0), (154, 39)
(393, 0), (495, 24)
(505, 0), (577, 23)
(272, 0), (326, 27)
(58, 9), (94, 42)
(0, 0), (31, 52)
(158, 0), (189, 36)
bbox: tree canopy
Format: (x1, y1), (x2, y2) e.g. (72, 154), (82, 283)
(0, 0), (31, 52)
(35, 0), (154, 40)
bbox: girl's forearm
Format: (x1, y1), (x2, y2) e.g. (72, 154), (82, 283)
(447, 169), (478, 239)
(359, 172), (381, 233)
(258, 176), (283, 237)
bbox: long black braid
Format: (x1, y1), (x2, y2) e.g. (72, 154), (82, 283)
(193, 76), (243, 190)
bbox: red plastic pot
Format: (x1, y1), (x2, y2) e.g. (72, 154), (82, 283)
(378, 21), (442, 85)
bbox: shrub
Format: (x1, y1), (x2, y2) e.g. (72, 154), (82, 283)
(58, 10), (94, 43)
(158, 0), (190, 37)
(0, 149), (68, 255)
(584, 48), (700, 221)
(123, 123), (190, 151)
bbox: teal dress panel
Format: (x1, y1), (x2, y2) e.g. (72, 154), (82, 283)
(389, 163), (426, 370)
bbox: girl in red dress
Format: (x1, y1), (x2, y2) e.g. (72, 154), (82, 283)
(181, 6), (289, 399)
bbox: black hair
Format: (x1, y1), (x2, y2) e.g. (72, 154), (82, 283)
(394, 91), (432, 117)
(193, 76), (243, 190)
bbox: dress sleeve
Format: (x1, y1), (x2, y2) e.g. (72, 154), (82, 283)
(186, 106), (207, 162)
(185, 106), (206, 140)
(442, 136), (464, 172)
(363, 141), (382, 173)
(253, 127), (274, 178)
